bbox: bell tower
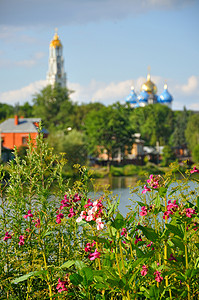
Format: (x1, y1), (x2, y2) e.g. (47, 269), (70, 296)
(46, 29), (67, 88)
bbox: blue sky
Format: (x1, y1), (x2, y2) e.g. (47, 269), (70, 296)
(0, 0), (199, 110)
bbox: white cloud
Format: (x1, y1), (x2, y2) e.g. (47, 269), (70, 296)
(181, 76), (198, 94)
(0, 80), (47, 105)
(1, 75), (199, 110)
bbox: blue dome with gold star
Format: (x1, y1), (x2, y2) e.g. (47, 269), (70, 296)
(137, 90), (149, 106)
(158, 83), (173, 104)
(126, 86), (138, 105)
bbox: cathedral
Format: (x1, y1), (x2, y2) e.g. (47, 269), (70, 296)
(46, 31), (173, 109)
(125, 72), (173, 109)
(46, 31), (67, 88)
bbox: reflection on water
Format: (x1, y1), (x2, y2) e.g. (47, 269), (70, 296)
(90, 176), (199, 217)
(90, 176), (140, 216)
(93, 176), (138, 190)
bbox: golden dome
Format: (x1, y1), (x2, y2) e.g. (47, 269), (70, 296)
(50, 32), (62, 48)
(141, 73), (157, 94)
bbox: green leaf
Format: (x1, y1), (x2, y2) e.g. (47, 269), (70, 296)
(111, 212), (125, 230)
(137, 201), (146, 208)
(69, 273), (83, 285)
(11, 270), (46, 284)
(75, 260), (87, 270)
(195, 243), (199, 250)
(165, 224), (184, 239)
(197, 196), (199, 211)
(81, 267), (94, 287)
(171, 237), (184, 251)
(60, 260), (75, 269)
(159, 187), (167, 197)
(130, 257), (147, 269)
(137, 225), (159, 242)
(154, 194), (161, 209)
(108, 197), (120, 217)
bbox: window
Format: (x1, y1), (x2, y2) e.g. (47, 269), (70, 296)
(22, 137), (28, 145)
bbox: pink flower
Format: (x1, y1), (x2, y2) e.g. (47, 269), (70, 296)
(154, 270), (163, 282)
(35, 218), (40, 228)
(84, 199), (93, 208)
(163, 210), (173, 220)
(193, 223), (198, 231)
(147, 174), (160, 189)
(85, 243), (92, 252)
(168, 253), (177, 261)
(142, 185), (151, 194)
(23, 209), (33, 219)
(18, 235), (25, 246)
(96, 218), (104, 230)
(56, 277), (69, 293)
(134, 235), (142, 245)
(186, 208), (196, 218)
(121, 228), (127, 237)
(73, 193), (81, 202)
(147, 241), (153, 247)
(141, 265), (148, 276)
(88, 249), (101, 261)
(68, 207), (76, 218)
(167, 200), (178, 212)
(3, 231), (12, 241)
(85, 214), (94, 222)
(190, 166), (199, 174)
(56, 213), (64, 224)
(140, 206), (148, 216)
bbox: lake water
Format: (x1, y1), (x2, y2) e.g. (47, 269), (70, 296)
(90, 176), (199, 217)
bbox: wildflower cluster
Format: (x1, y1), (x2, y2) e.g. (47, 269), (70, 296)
(76, 198), (104, 230)
(163, 199), (196, 221)
(146, 174), (162, 189)
(3, 231), (12, 241)
(56, 193), (82, 224)
(18, 235), (25, 246)
(56, 274), (70, 293)
(190, 166), (199, 174)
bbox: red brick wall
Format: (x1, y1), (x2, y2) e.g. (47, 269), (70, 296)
(1, 132), (38, 149)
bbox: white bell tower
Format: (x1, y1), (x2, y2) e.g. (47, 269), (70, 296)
(46, 30), (67, 88)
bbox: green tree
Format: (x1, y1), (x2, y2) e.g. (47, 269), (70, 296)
(129, 104), (174, 146)
(47, 129), (88, 169)
(71, 102), (105, 131)
(0, 103), (14, 121)
(142, 104), (174, 146)
(18, 102), (33, 117)
(84, 103), (134, 166)
(32, 84), (74, 131)
(171, 107), (190, 147)
(185, 113), (199, 151)
(161, 145), (175, 166)
(193, 144), (199, 162)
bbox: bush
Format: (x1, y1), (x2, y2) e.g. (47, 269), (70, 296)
(1, 133), (199, 299)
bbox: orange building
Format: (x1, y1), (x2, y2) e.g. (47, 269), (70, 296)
(0, 116), (48, 149)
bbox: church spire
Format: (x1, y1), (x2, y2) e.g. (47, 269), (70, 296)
(46, 30), (67, 88)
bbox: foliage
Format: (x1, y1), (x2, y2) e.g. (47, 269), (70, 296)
(84, 102), (134, 162)
(32, 84), (74, 131)
(129, 104), (174, 146)
(0, 133), (199, 299)
(47, 129), (88, 169)
(185, 113), (199, 151)
(0, 103), (14, 121)
(192, 144), (199, 163)
(171, 107), (190, 147)
(161, 145), (175, 167)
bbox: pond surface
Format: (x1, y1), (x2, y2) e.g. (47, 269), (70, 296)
(90, 176), (199, 217)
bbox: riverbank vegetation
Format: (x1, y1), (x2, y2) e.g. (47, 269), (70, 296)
(1, 132), (199, 299)
(1, 85), (199, 172)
